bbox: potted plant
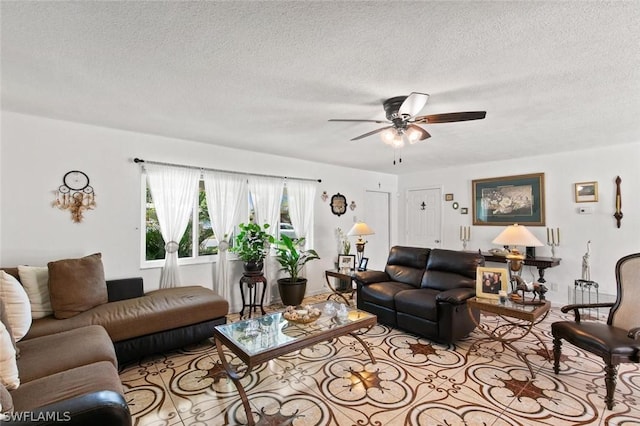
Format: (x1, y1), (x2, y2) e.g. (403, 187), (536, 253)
(275, 234), (320, 306)
(230, 222), (274, 273)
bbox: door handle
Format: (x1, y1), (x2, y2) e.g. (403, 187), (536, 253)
(434, 240), (440, 243)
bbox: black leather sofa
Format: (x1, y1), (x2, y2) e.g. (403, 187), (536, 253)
(354, 246), (484, 344)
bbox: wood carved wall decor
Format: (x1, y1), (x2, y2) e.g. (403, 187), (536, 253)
(614, 176), (622, 228)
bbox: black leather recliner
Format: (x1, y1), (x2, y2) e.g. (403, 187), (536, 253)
(354, 246), (484, 344)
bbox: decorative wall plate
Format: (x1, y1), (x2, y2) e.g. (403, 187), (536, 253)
(330, 193), (347, 216)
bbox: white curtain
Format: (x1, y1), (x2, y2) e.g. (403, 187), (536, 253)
(287, 180), (316, 249)
(145, 164), (200, 288)
(202, 171), (246, 306)
(248, 176), (284, 303)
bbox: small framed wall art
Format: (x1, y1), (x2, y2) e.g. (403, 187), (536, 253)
(445, 193), (454, 201)
(476, 267), (509, 299)
(574, 181), (598, 203)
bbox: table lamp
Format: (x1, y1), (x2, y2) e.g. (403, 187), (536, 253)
(492, 224), (544, 275)
(347, 222), (375, 264)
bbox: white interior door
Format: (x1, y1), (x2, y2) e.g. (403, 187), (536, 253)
(363, 190), (390, 271)
(406, 188), (442, 248)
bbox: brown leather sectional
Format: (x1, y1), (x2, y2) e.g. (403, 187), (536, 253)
(354, 246), (484, 344)
(1, 268), (229, 426)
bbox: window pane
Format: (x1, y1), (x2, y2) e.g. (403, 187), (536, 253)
(145, 184), (195, 260)
(145, 187), (165, 260)
(198, 181), (217, 256)
(279, 187), (296, 239)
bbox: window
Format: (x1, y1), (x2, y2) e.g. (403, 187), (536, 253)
(246, 187), (295, 240)
(144, 180), (217, 263)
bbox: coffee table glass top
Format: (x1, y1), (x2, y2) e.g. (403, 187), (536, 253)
(215, 301), (375, 356)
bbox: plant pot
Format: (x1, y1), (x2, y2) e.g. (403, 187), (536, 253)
(277, 278), (307, 306)
(243, 261), (264, 273)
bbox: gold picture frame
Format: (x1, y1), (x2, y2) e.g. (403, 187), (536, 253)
(476, 267), (509, 299)
(574, 181), (598, 203)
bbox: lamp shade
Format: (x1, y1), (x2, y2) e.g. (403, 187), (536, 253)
(492, 224), (543, 247)
(347, 222), (375, 237)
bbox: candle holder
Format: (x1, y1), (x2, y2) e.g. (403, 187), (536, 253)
(546, 227), (560, 259)
(460, 226), (471, 250)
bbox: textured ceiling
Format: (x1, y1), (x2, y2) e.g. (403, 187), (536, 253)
(2, 1), (639, 174)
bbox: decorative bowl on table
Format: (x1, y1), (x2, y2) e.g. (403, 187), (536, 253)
(283, 305), (322, 324)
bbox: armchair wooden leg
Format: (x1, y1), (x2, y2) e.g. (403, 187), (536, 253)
(604, 363), (618, 410)
(552, 337), (562, 374)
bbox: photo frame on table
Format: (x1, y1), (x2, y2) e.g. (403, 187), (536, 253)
(338, 254), (356, 270)
(574, 181), (598, 203)
(358, 257), (369, 271)
(476, 267), (509, 299)
(472, 172), (545, 226)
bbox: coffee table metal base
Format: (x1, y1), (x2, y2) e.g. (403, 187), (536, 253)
(467, 298), (550, 378)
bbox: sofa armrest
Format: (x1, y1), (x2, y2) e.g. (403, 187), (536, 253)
(106, 278), (144, 302)
(436, 288), (476, 305)
(3, 390), (130, 426)
(354, 270), (390, 286)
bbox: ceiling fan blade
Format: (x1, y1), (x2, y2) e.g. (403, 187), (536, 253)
(407, 124), (431, 141)
(328, 119), (389, 124)
(350, 126), (394, 141)
(414, 111), (486, 124)
(398, 92), (429, 117)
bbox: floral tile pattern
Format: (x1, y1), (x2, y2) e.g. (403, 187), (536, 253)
(120, 294), (640, 425)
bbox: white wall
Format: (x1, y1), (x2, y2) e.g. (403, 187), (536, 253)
(398, 143), (640, 305)
(0, 112), (398, 311)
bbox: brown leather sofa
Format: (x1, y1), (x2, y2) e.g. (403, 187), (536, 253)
(354, 246), (484, 344)
(1, 269), (229, 426)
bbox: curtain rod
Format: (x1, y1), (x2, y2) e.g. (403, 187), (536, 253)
(133, 158), (321, 183)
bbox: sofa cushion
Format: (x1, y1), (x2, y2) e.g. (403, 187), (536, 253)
(395, 288), (440, 322)
(48, 253), (108, 319)
(25, 286), (229, 342)
(422, 249), (484, 291)
(18, 265), (53, 319)
(9, 361), (123, 412)
(0, 382), (12, 414)
(360, 281), (414, 309)
(17, 325), (117, 383)
(0, 271), (32, 342)
(385, 246), (431, 288)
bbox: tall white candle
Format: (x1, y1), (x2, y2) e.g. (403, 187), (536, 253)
(546, 227), (550, 244)
(556, 228), (560, 245)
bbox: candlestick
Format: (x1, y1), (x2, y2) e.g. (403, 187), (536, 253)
(547, 227), (560, 259)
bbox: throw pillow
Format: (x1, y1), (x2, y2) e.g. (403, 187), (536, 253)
(0, 271), (32, 341)
(18, 266), (53, 319)
(0, 300), (18, 358)
(0, 319), (19, 390)
(47, 253), (108, 319)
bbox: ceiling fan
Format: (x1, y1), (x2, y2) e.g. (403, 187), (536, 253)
(329, 92), (486, 149)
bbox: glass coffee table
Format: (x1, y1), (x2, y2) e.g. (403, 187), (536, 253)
(213, 301), (377, 425)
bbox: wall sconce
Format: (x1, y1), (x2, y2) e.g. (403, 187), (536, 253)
(52, 170), (96, 223)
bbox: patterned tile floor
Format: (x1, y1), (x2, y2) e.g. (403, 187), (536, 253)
(120, 294), (640, 425)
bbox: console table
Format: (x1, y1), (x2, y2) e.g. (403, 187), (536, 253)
(480, 252), (561, 283)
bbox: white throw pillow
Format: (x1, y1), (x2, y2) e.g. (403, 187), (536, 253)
(18, 266), (52, 319)
(0, 320), (19, 389)
(0, 271), (32, 341)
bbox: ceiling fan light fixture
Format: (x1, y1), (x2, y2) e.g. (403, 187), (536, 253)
(406, 127), (422, 144)
(381, 128), (395, 145)
(391, 134), (405, 148)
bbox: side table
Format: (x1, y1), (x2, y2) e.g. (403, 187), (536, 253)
(239, 272), (267, 318)
(466, 297), (551, 378)
(324, 269), (355, 305)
